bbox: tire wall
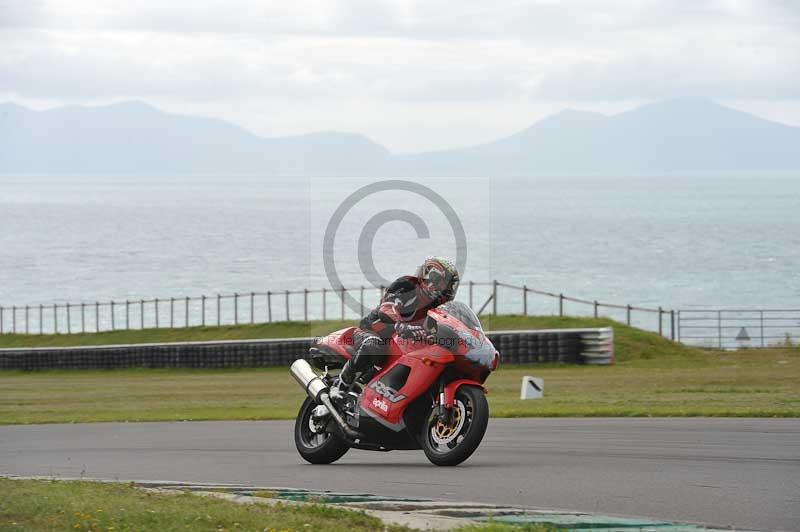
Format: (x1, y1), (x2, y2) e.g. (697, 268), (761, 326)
(0, 328), (614, 370)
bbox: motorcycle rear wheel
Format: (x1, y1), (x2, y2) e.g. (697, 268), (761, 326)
(294, 397), (350, 464)
(421, 385), (489, 466)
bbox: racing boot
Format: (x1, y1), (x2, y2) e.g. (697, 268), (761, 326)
(330, 333), (382, 403)
(328, 360), (356, 403)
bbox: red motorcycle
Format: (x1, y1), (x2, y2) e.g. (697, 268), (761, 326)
(290, 301), (499, 466)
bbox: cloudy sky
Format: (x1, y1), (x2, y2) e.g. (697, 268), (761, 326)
(1, 0), (798, 152)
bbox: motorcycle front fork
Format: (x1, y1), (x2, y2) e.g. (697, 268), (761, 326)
(437, 382), (455, 425)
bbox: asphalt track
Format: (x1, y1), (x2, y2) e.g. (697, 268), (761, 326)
(1, 418), (798, 531)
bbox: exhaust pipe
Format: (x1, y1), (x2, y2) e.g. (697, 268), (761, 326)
(290, 359), (362, 441)
(290, 359), (328, 401)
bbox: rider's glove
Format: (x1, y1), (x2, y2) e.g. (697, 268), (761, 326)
(395, 322), (428, 342)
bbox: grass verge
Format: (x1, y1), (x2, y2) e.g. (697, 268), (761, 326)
(0, 316), (798, 423)
(0, 315), (693, 350)
(0, 320), (357, 348)
(0, 478), (550, 532)
(0, 478), (411, 532)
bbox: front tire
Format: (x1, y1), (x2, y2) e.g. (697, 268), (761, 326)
(421, 385), (489, 466)
(294, 397), (350, 464)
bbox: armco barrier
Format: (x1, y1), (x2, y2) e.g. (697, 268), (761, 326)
(0, 328), (613, 370)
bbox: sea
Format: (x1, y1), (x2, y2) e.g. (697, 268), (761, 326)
(1, 174), (798, 331)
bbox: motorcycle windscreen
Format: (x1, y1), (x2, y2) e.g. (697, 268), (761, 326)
(436, 301), (497, 370)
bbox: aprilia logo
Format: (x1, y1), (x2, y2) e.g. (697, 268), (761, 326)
(372, 398), (389, 413)
(370, 381), (407, 403)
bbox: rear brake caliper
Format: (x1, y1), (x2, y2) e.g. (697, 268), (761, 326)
(309, 404), (330, 433)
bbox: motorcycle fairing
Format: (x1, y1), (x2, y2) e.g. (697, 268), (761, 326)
(360, 351), (448, 428)
(426, 305), (497, 372)
(355, 406), (422, 450)
(313, 327), (357, 361)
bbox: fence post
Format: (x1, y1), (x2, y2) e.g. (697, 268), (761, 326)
(110, 301), (115, 331)
(155, 298), (159, 328)
(304, 289), (308, 322)
(0, 306), (3, 333)
(523, 285), (528, 316)
(67, 304), (73, 334)
(322, 288), (327, 321)
(250, 292), (255, 324)
(285, 290), (290, 321)
(717, 310), (722, 349)
(594, 300), (598, 319)
(492, 280), (498, 315)
(216, 294), (221, 326)
(559, 294), (564, 317)
(39, 305), (43, 335)
(359, 286), (364, 316)
(12, 306), (17, 333)
(677, 310), (681, 342)
(81, 303), (86, 333)
(670, 310), (675, 340)
(201, 296), (206, 327)
(53, 304), (58, 334)
(95, 302), (99, 332)
(658, 306), (663, 336)
(267, 291), (272, 323)
(126, 300), (130, 330)
(185, 296), (189, 328)
(169, 298), (175, 328)
(340, 286), (345, 320)
(234, 293), (239, 325)
(25, 305), (29, 334)
(140, 300), (145, 329)
(469, 281), (474, 309)
(760, 310), (765, 348)
(626, 304), (631, 325)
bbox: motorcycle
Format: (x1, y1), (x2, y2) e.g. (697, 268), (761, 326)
(290, 300), (499, 466)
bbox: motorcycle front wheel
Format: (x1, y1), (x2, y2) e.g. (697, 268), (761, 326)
(294, 397), (350, 464)
(420, 385), (489, 466)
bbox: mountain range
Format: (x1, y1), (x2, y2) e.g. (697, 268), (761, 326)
(1, 99), (798, 176)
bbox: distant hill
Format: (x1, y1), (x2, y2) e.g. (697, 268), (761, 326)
(1, 99), (798, 176)
(0, 100), (389, 175)
(394, 99), (800, 176)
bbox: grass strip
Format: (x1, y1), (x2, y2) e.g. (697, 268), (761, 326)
(1, 316), (797, 423)
(0, 315), (690, 350)
(0, 478), (553, 532)
(0, 478), (411, 532)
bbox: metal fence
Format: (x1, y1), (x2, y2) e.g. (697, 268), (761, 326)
(2, 281), (797, 348)
(0, 280), (679, 338)
(677, 309), (800, 349)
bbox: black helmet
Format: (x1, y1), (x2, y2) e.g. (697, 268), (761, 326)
(416, 256), (460, 303)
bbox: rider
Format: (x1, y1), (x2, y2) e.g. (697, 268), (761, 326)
(331, 256), (460, 397)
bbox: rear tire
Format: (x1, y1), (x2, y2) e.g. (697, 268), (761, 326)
(421, 385), (488, 466)
(294, 397), (350, 464)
